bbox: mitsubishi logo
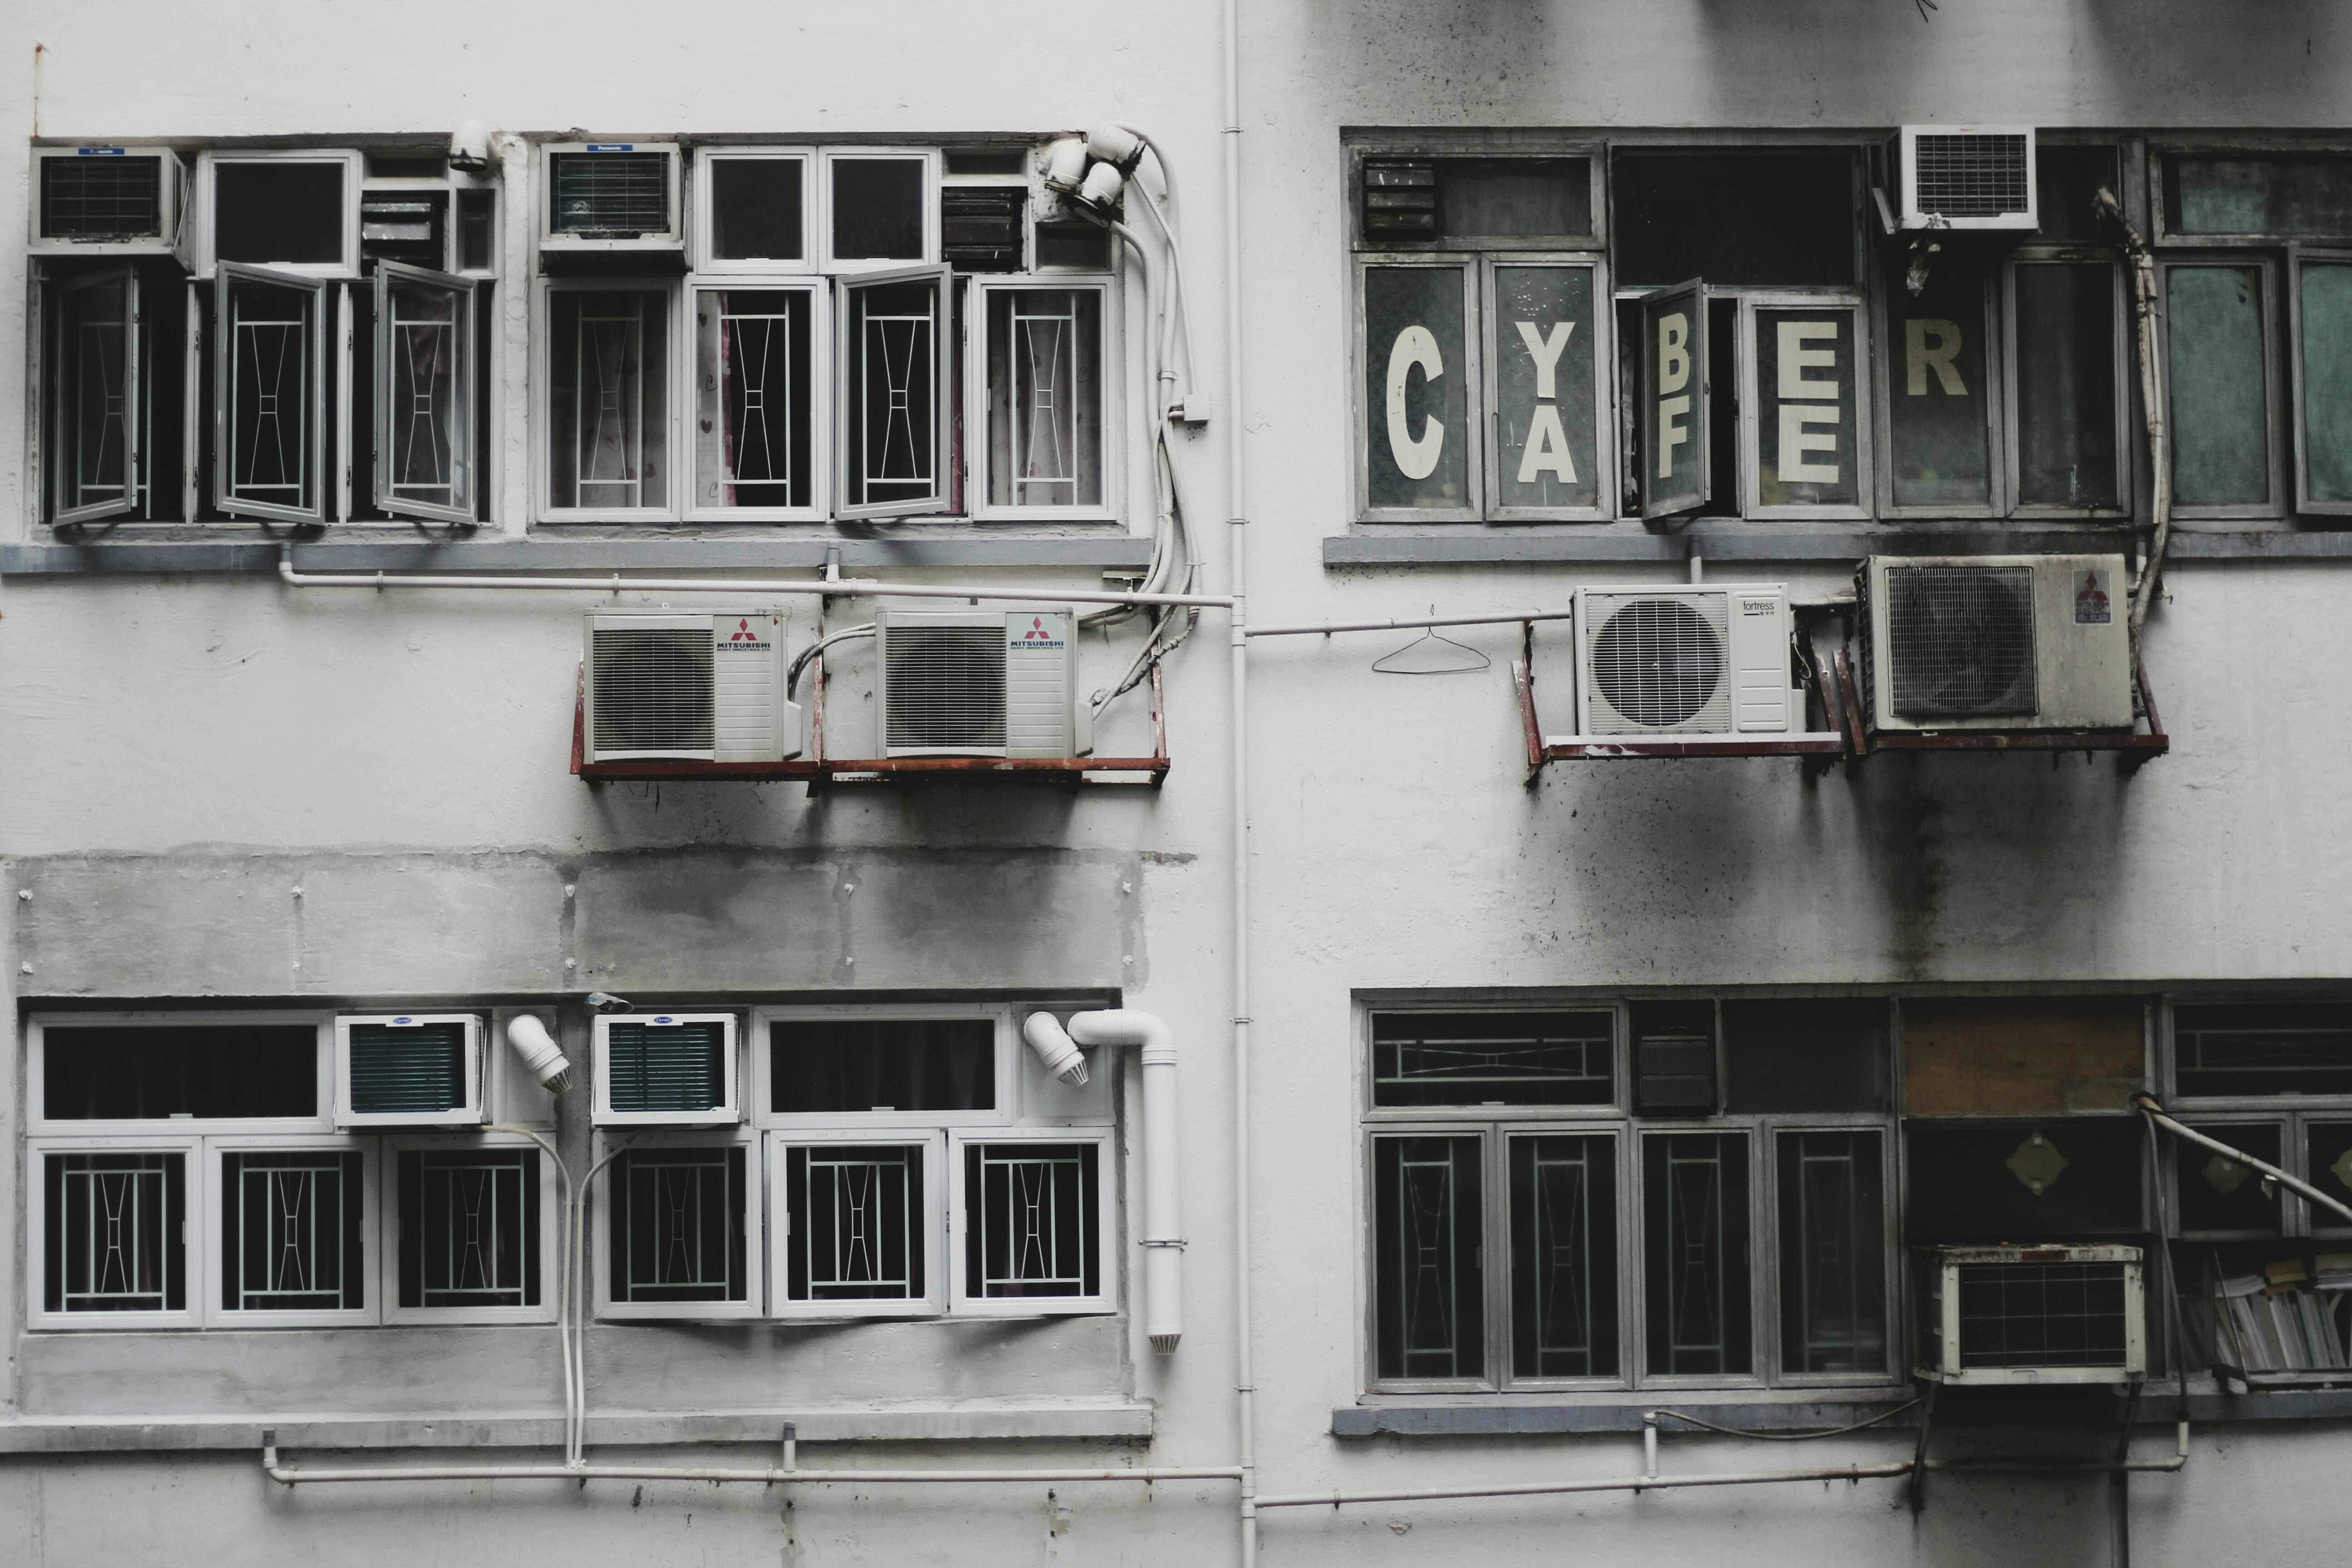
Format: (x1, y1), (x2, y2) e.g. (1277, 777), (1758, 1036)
(729, 618), (758, 642)
(1023, 617), (1051, 640)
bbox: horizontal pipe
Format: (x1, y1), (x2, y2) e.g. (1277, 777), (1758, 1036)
(1253, 1460), (1914, 1509)
(1245, 610), (1575, 639)
(2139, 1098), (2352, 1228)
(264, 1458), (1245, 1487)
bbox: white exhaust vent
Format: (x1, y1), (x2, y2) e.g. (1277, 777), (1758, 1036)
(1858, 554), (2131, 732)
(876, 606), (1080, 759)
(583, 610), (801, 764)
(1896, 125), (2037, 231)
(1573, 585), (1793, 737)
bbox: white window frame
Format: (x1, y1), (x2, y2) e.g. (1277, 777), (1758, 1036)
(593, 1131), (765, 1321)
(27, 1135), (202, 1331)
(26, 1011), (333, 1137)
(691, 147), (815, 274)
(29, 146), (184, 256)
(193, 149), (363, 279)
(383, 1132), (562, 1326)
(817, 147), (942, 273)
(966, 274), (1121, 523)
(764, 1128), (949, 1320)
(47, 262), (144, 527)
(203, 1133), (378, 1328)
(537, 142), (683, 254)
(1476, 254), (1617, 524)
(372, 260), (479, 525)
(683, 276), (831, 522)
(1736, 292), (1875, 523)
(211, 262), (330, 526)
(947, 1125), (1119, 1318)
(534, 275), (684, 521)
(834, 263), (953, 519)
(753, 1002), (1020, 1129)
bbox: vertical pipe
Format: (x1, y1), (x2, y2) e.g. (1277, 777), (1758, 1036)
(1141, 1037), (1185, 1349)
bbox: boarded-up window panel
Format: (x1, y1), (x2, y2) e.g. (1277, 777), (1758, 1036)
(1902, 998), (2146, 1117)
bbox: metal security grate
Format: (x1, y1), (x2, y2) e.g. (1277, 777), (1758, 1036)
(42, 156), (163, 240)
(551, 152), (671, 235)
(1886, 564), (2038, 717)
(1957, 1261), (2128, 1368)
(886, 624), (1007, 750)
(593, 628), (714, 753)
(604, 1021), (726, 1113)
(1587, 596), (1728, 731)
(1913, 133), (2031, 220)
(347, 1022), (467, 1115)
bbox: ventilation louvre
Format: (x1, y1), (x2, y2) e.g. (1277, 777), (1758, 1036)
(1584, 595), (1730, 733)
(1920, 1244), (2146, 1384)
(550, 152), (671, 237)
(885, 625), (1008, 751)
(343, 1020), (471, 1119)
(1912, 134), (2031, 220)
(41, 155), (164, 241)
(1884, 564), (2038, 718)
(592, 628), (715, 753)
(603, 1021), (727, 1113)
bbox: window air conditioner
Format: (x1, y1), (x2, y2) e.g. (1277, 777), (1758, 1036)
(1894, 125), (2037, 232)
(334, 1013), (486, 1128)
(30, 148), (183, 255)
(593, 1013), (740, 1127)
(1918, 1244), (2146, 1385)
(1857, 554), (2132, 733)
(875, 605), (1084, 759)
(1572, 584), (1795, 737)
(582, 610), (802, 764)
(539, 143), (683, 251)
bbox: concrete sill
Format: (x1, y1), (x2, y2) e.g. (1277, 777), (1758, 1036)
(1323, 521), (2352, 567)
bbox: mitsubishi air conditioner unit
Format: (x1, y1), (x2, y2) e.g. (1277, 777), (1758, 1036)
(1573, 584), (1795, 737)
(1857, 554), (2132, 733)
(582, 610), (802, 764)
(1918, 1244), (2146, 1385)
(875, 605), (1085, 759)
(334, 1013), (486, 1128)
(593, 1013), (740, 1127)
(1892, 125), (2037, 231)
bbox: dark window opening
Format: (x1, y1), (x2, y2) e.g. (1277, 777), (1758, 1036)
(214, 162), (346, 266)
(1372, 1011), (1614, 1108)
(44, 1024), (318, 1120)
(771, 1017), (995, 1113)
(1723, 999), (1889, 1114)
(832, 159), (926, 261)
(710, 159), (805, 263)
(1612, 150), (1856, 288)
(2176, 1003), (2352, 1098)
(1905, 1119), (2145, 1240)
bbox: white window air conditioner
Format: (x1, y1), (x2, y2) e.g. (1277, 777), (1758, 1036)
(1573, 584), (1795, 737)
(334, 1013), (486, 1128)
(582, 610), (803, 764)
(30, 147), (184, 255)
(538, 142), (683, 252)
(1893, 125), (2038, 232)
(593, 1012), (741, 1127)
(1918, 1244), (2146, 1385)
(1857, 554), (2132, 733)
(875, 605), (1087, 759)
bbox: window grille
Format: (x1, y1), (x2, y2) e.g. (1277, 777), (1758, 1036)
(221, 1150), (364, 1313)
(784, 1143), (926, 1303)
(610, 1147), (748, 1305)
(964, 1141), (1099, 1300)
(398, 1148), (541, 1310)
(44, 1152), (186, 1314)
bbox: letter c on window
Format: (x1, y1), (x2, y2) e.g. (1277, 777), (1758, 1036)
(1385, 325), (1446, 481)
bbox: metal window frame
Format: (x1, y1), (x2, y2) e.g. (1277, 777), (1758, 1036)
(534, 275), (684, 521)
(537, 142), (684, 255)
(2000, 250), (2136, 519)
(2158, 252), (2286, 520)
(193, 148), (363, 280)
(371, 260), (478, 525)
(966, 274), (1121, 523)
(691, 147), (816, 275)
(25, 1010), (334, 1137)
(26, 1135), (201, 1331)
(1758, 1119), (1902, 1387)
(752, 1003), (1020, 1132)
(816, 147), (943, 273)
(203, 1133), (378, 1328)
(1635, 278), (1710, 520)
(1871, 251), (2006, 519)
(382, 1132), (562, 1326)
(764, 1127), (949, 1320)
(29, 146), (183, 256)
(1495, 1123), (1632, 1392)
(1632, 1124), (1766, 1391)
(1362, 1123), (1508, 1393)
(211, 262), (329, 526)
(2159, 1110), (2298, 1242)
(590, 1010), (744, 1129)
(946, 1124), (1118, 1318)
(1345, 137), (1608, 257)
(2159, 994), (2352, 1113)
(2286, 245), (2352, 517)
(1477, 253), (1617, 523)
(682, 275), (830, 522)
(1362, 1001), (1629, 1124)
(593, 1130), (765, 1321)
(1736, 291), (1875, 522)
(47, 262), (143, 526)
(833, 263), (953, 520)
(1351, 255), (1485, 523)
(2150, 139), (2352, 249)
(332, 1012), (486, 1131)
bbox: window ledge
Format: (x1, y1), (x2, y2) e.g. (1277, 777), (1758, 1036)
(1323, 520), (2352, 568)
(0, 1399), (1155, 1455)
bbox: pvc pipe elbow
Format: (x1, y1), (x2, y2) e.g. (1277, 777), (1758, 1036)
(1022, 1011), (1090, 1087)
(505, 1014), (572, 1093)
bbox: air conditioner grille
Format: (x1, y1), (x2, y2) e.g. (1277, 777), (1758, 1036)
(347, 1023), (467, 1115)
(605, 1022), (726, 1113)
(1956, 1261), (2130, 1369)
(1913, 134), (2031, 220)
(886, 626), (1007, 750)
(42, 157), (163, 240)
(1590, 598), (1727, 729)
(1886, 564), (2038, 717)
(552, 153), (670, 236)
(593, 628), (714, 753)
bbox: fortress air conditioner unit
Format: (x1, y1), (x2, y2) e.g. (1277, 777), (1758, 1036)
(875, 605), (1085, 759)
(1573, 584), (1795, 737)
(334, 1013), (485, 1128)
(1857, 554), (2132, 733)
(1893, 125), (2037, 231)
(1918, 1244), (2145, 1385)
(593, 1013), (740, 1127)
(30, 147), (184, 255)
(583, 610), (802, 764)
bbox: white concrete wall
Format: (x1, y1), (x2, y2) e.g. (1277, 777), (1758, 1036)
(6, 0), (2352, 1562)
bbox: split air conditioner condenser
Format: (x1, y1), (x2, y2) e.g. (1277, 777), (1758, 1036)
(582, 609), (802, 764)
(1572, 584), (1797, 737)
(1857, 554), (2132, 733)
(874, 604), (1087, 760)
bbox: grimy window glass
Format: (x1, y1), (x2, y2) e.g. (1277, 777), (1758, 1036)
(1509, 1134), (1617, 1378)
(1372, 1011), (1614, 1107)
(2171, 157), (2352, 237)
(1643, 1132), (1751, 1376)
(986, 288), (1104, 508)
(1491, 265), (1598, 512)
(1776, 1131), (1886, 1374)
(44, 1024), (319, 1120)
(2298, 261), (2352, 507)
(710, 158), (805, 262)
(214, 162), (344, 265)
(2174, 1122), (2283, 1236)
(1363, 266), (1470, 510)
(1612, 151), (1855, 289)
(1883, 252), (1993, 509)
(1723, 1000), (1887, 1114)
(549, 288), (668, 510)
(2013, 261), (2120, 508)
(832, 159), (925, 261)
(1439, 159), (1591, 239)
(1754, 306), (1860, 509)
(1639, 280), (1708, 516)
(2306, 1123), (2352, 1235)
(1373, 1135), (1484, 1378)
(771, 1018), (995, 1113)
(694, 289), (813, 510)
(2175, 1003), (2352, 1097)
(2166, 265), (2271, 508)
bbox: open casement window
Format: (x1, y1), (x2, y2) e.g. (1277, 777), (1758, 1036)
(49, 265), (143, 525)
(543, 281), (676, 518)
(2288, 249), (2352, 516)
(766, 1130), (947, 1318)
(28, 1140), (197, 1329)
(972, 278), (1112, 519)
(196, 151), (362, 279)
(205, 1135), (373, 1326)
(387, 1137), (557, 1323)
(2003, 255), (2130, 515)
(1739, 295), (1872, 520)
(689, 280), (823, 520)
(1876, 248), (2003, 517)
(949, 1127), (1116, 1317)
(1480, 258), (1612, 520)
(2162, 257), (2283, 519)
(600, 1141), (760, 1319)
(1358, 259), (1481, 520)
(835, 265), (951, 519)
(211, 264), (328, 524)
(1638, 279), (1709, 517)
(371, 262), (477, 524)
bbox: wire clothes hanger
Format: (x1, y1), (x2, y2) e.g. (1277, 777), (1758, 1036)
(1371, 608), (1491, 675)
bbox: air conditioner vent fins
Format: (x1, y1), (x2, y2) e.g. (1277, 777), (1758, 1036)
(1885, 564), (2039, 718)
(603, 1020), (727, 1114)
(885, 624), (1009, 751)
(1911, 133), (2032, 221)
(1589, 598), (1727, 730)
(1956, 1258), (2131, 1370)
(551, 152), (671, 236)
(345, 1021), (469, 1116)
(592, 628), (716, 753)
(42, 156), (164, 241)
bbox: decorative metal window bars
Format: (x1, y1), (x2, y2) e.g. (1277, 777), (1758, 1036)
(965, 1141), (1099, 1299)
(1644, 1132), (1752, 1377)
(610, 1147), (748, 1304)
(44, 1151), (185, 1314)
(399, 1148), (540, 1310)
(784, 1143), (925, 1303)
(577, 294), (646, 509)
(54, 267), (140, 524)
(222, 1150), (364, 1313)
(215, 265), (323, 523)
(373, 262), (473, 523)
(1509, 1133), (1617, 1378)
(839, 270), (945, 516)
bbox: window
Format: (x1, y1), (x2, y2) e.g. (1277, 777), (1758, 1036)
(372, 262), (478, 524)
(973, 279), (1108, 516)
(837, 266), (951, 518)
(605, 1145), (755, 1314)
(542, 280), (675, 517)
(197, 152), (362, 278)
(690, 282), (819, 519)
(213, 265), (328, 524)
(1363, 1000), (1894, 1392)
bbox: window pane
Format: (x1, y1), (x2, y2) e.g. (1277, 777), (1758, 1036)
(1372, 1135), (1483, 1379)
(843, 278), (941, 509)
(549, 289), (668, 510)
(44, 1024), (318, 1120)
(1613, 151), (1855, 289)
(1632, 1000), (1715, 1115)
(1777, 1131), (1886, 1374)
(610, 1147), (747, 1304)
(1723, 1000), (1887, 1114)
(222, 273), (318, 514)
(2166, 266), (2271, 507)
(786, 1143), (926, 1302)
(986, 288), (1103, 508)
(2176, 1003), (2352, 1097)
(1755, 307), (1860, 508)
(215, 162), (343, 265)
(772, 1018), (995, 1113)
(1438, 158), (1591, 238)
(2174, 1121), (2283, 1235)
(381, 273), (470, 515)
(457, 191), (495, 271)
(399, 1148), (541, 1308)
(54, 273), (136, 517)
(2172, 157), (2352, 236)
(2298, 262), (2352, 506)
(1363, 266), (1470, 510)
(1509, 1135), (1616, 1379)
(1883, 252), (1993, 509)
(2305, 1123), (2352, 1235)
(1491, 265), (1598, 511)
(694, 289), (812, 510)
(2036, 146), (2121, 245)
(964, 1142), (1098, 1298)
(1643, 1133), (1750, 1376)
(44, 1152), (185, 1313)
(222, 1151), (364, 1312)
(943, 188), (1026, 273)
(1036, 223), (1111, 270)
(2013, 262), (2120, 508)
(1372, 1011), (1612, 1107)
(710, 159), (804, 262)
(832, 159), (925, 261)
(1904, 1120), (2144, 1239)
